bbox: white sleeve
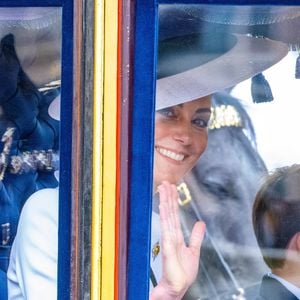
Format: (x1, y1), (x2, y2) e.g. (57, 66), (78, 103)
(7, 188), (59, 300)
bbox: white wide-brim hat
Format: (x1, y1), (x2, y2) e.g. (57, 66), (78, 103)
(0, 7), (61, 87)
(156, 33), (288, 110)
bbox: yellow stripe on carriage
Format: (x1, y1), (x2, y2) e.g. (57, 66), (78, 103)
(91, 0), (104, 299)
(92, 0), (118, 299)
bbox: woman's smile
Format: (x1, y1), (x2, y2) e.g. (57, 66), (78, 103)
(155, 146), (186, 163)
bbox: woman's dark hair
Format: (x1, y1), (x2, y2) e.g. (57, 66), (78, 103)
(253, 164), (300, 268)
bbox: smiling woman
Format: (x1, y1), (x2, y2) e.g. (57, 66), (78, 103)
(153, 97), (211, 191)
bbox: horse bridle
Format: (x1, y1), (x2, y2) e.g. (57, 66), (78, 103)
(178, 181), (246, 300)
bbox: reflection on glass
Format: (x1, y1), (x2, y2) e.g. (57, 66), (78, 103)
(151, 5), (300, 300)
(0, 7), (61, 299)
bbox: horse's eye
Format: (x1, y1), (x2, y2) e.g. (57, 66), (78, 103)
(203, 182), (232, 199)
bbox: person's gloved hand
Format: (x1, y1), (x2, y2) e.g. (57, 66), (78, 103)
(0, 34), (40, 137)
(0, 34), (20, 101)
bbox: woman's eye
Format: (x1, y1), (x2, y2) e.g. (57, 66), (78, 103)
(157, 108), (176, 118)
(192, 118), (208, 128)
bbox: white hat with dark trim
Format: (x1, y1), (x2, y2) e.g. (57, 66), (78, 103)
(156, 32), (288, 110)
(156, 5), (300, 110)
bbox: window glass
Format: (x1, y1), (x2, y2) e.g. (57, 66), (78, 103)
(151, 5), (300, 299)
(0, 7), (61, 299)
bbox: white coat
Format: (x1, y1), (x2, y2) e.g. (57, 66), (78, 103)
(7, 188), (58, 300)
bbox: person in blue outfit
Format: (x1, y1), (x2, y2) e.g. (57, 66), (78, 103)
(0, 8), (61, 299)
(0, 32), (60, 271)
(0, 268), (7, 300)
(253, 165), (300, 300)
(7, 93), (60, 300)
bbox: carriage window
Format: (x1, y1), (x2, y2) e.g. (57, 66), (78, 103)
(0, 7), (62, 299)
(150, 4), (300, 299)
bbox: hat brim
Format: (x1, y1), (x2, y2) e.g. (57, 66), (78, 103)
(159, 5), (300, 27)
(156, 34), (288, 110)
(0, 7), (60, 29)
(0, 8), (61, 87)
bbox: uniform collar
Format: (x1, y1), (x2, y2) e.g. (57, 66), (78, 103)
(268, 272), (300, 299)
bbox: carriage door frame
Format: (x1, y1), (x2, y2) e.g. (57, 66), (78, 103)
(127, 0), (300, 299)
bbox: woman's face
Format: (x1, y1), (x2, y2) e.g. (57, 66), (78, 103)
(153, 96), (211, 189)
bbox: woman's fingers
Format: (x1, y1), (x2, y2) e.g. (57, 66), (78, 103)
(169, 183), (184, 243)
(158, 181), (206, 258)
(189, 221), (206, 256)
(158, 184), (176, 257)
(158, 181), (184, 244)
(156, 181), (206, 297)
(157, 184), (168, 236)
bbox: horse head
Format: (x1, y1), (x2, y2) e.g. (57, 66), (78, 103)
(181, 92), (268, 299)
